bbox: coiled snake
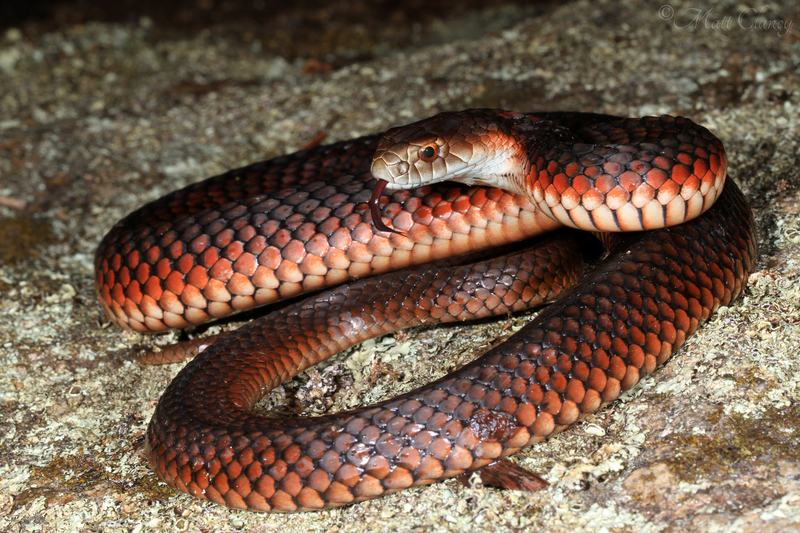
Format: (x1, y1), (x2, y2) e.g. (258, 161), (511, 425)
(95, 109), (757, 511)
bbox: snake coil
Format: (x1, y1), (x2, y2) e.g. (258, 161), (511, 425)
(95, 110), (757, 511)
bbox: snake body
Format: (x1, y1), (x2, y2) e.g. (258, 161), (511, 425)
(95, 110), (757, 511)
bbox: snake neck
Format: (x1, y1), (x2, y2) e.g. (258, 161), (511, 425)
(500, 116), (581, 202)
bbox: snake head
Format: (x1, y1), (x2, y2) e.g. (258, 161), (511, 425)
(369, 109), (537, 234)
(370, 109), (524, 191)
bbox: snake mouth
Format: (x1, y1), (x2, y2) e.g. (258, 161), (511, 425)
(371, 155), (483, 191)
(379, 176), (454, 190)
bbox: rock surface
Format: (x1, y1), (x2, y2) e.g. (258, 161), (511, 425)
(1, 0), (799, 531)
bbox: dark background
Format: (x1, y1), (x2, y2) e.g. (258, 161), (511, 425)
(1, 0), (560, 71)
(2, 0), (557, 42)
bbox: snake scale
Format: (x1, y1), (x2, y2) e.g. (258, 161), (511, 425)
(95, 110), (757, 511)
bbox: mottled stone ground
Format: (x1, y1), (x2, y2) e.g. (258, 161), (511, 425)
(1, 0), (799, 531)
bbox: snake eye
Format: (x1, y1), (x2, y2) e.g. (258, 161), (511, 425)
(419, 144), (437, 162)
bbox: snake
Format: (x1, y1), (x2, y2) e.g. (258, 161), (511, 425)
(94, 109), (758, 512)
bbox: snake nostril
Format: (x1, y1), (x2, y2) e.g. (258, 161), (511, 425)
(397, 162), (409, 176)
